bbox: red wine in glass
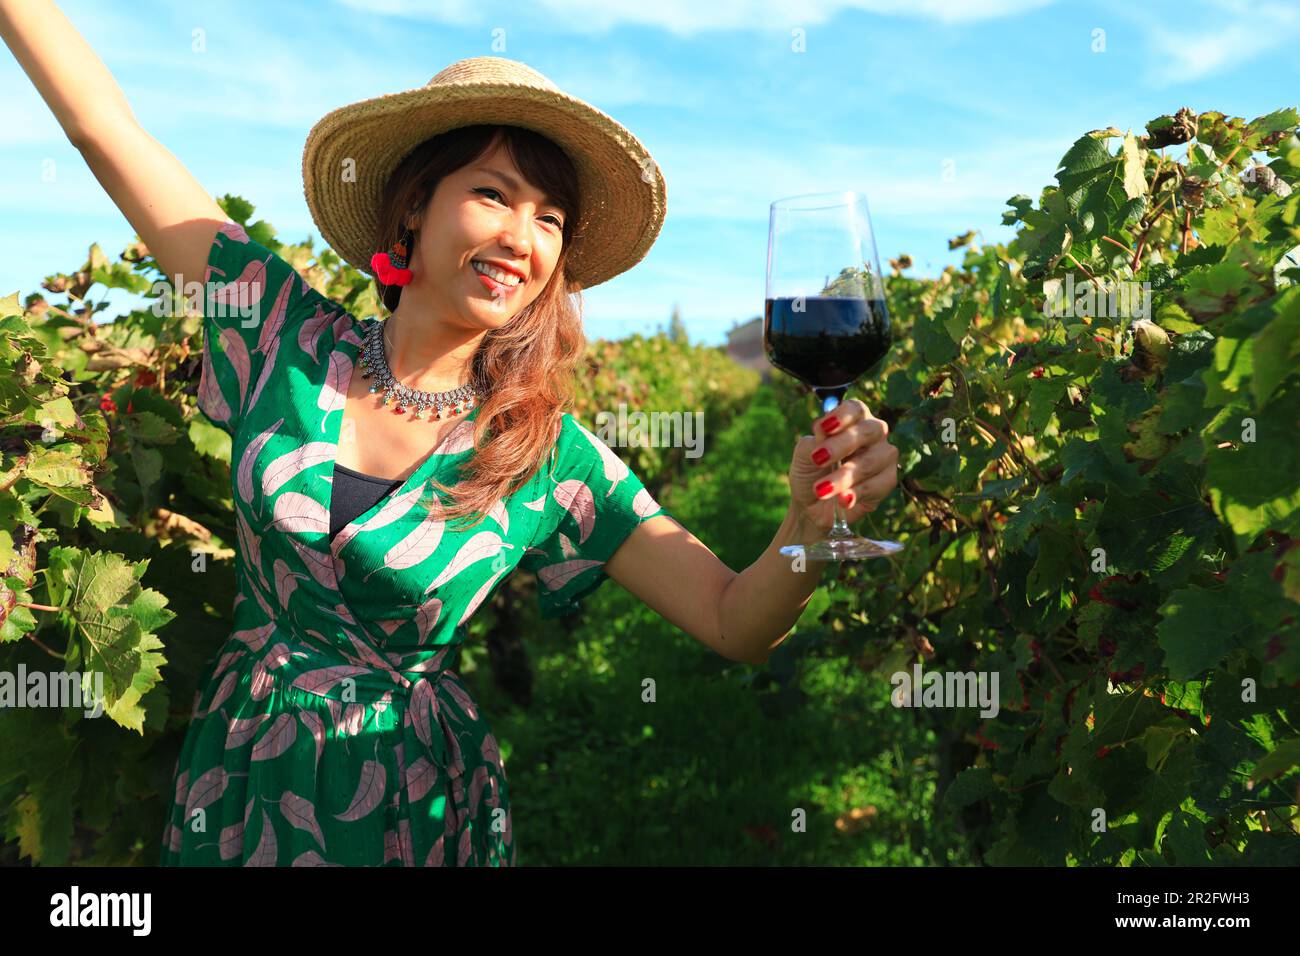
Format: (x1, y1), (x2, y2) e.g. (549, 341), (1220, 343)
(764, 295), (892, 398)
(766, 191), (903, 561)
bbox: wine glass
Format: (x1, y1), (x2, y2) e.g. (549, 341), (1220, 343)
(765, 190), (903, 561)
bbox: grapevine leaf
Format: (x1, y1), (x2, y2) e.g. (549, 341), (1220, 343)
(1156, 586), (1249, 680)
(1059, 438), (1145, 495)
(43, 547), (173, 734)
(943, 767), (995, 811)
(1250, 287), (1300, 407)
(1251, 736), (1300, 783)
(915, 306), (961, 366)
(188, 416), (231, 462)
(1121, 131), (1147, 200)
(1027, 527), (1073, 601)
(1205, 378), (1300, 550)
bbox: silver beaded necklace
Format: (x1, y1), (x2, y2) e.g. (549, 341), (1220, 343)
(358, 317), (481, 421)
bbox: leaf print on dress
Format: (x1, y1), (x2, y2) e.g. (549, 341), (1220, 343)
(172, 768), (190, 809)
(273, 558), (309, 610)
(237, 417), (283, 507)
(184, 766), (232, 821)
(209, 256), (271, 328)
(537, 558), (604, 591)
(298, 710), (326, 776)
(197, 344), (231, 426)
(218, 819), (245, 861)
(339, 703), (366, 738)
(230, 621), (273, 653)
(262, 643), (295, 670)
(487, 498), (510, 536)
(201, 671), (239, 718)
(256, 271), (297, 355)
(558, 532), (579, 559)
(298, 303), (334, 363)
(247, 333), (280, 413)
(250, 713), (297, 762)
(336, 753), (387, 822)
(225, 713), (272, 750)
(271, 492), (330, 536)
(292, 850), (343, 867)
(261, 442), (335, 497)
(288, 536), (335, 589)
(633, 486), (662, 517)
(217, 219), (251, 245)
(318, 351), (352, 432)
(424, 531), (509, 594)
(366, 508), (445, 579)
(290, 664), (372, 696)
(413, 595), (442, 645)
(459, 564), (512, 625)
(245, 808), (278, 866)
(217, 327), (252, 409)
(409, 679), (438, 751)
(342, 628), (397, 677)
(444, 681), (480, 722)
(553, 479), (595, 543)
(405, 756), (439, 803)
(234, 510), (269, 592)
(277, 791), (327, 851)
(571, 416), (629, 495)
(250, 659), (275, 701)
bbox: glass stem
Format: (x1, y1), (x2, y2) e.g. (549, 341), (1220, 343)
(822, 393), (854, 540)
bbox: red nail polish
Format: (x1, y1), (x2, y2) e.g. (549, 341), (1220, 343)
(815, 480), (834, 498)
(811, 446), (830, 466)
(822, 415), (840, 434)
(840, 491), (854, 507)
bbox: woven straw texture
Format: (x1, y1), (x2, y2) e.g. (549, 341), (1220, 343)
(302, 56), (667, 290)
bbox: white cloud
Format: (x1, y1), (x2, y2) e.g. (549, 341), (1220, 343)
(657, 135), (1069, 224)
(1142, 1), (1300, 86)
(337, 0), (1058, 33)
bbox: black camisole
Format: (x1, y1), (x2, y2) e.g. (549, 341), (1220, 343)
(329, 463), (405, 541)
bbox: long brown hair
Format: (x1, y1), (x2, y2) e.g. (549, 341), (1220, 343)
(370, 124), (586, 530)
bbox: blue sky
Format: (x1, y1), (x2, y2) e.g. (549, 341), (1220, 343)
(2, 0), (1297, 345)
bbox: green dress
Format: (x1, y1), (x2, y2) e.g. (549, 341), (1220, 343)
(159, 220), (671, 866)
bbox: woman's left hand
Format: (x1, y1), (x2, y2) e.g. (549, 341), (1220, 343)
(788, 398), (899, 530)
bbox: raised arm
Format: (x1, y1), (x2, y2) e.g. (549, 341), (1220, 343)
(1, 0), (227, 299)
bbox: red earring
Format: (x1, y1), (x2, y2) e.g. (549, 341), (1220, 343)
(371, 227), (414, 286)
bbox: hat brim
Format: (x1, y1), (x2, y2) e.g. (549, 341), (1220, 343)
(302, 81), (666, 291)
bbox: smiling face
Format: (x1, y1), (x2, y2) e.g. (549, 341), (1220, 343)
(405, 138), (569, 330)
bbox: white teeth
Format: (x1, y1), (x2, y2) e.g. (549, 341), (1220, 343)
(471, 260), (522, 286)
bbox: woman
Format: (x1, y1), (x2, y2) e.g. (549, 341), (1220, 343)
(2, 2), (900, 866)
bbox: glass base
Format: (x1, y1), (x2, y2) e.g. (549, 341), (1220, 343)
(780, 534), (904, 562)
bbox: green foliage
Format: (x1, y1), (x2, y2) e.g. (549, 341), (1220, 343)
(793, 106), (1300, 864)
(570, 330), (758, 496)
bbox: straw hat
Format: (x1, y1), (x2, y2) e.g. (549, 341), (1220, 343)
(301, 56), (667, 291)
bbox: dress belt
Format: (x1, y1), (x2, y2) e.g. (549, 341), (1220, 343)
(226, 611), (481, 864)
